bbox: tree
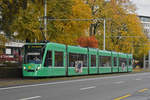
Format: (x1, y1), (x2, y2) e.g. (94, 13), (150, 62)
(11, 0), (43, 42)
(0, 34), (6, 54)
(77, 36), (98, 48)
(6, 0), (91, 45)
(0, 0), (26, 37)
(1, 0), (149, 64)
(86, 0), (150, 60)
(46, 0), (91, 45)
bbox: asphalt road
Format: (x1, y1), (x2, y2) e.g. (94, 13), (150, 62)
(1, 72), (150, 100)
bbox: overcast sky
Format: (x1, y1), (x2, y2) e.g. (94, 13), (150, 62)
(131, 0), (150, 16)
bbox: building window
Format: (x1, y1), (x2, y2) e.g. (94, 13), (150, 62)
(99, 56), (111, 67)
(69, 53), (87, 67)
(44, 51), (52, 67)
(55, 51), (63, 67)
(91, 55), (96, 67)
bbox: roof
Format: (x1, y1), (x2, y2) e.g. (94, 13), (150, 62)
(5, 42), (25, 47)
(138, 15), (150, 18)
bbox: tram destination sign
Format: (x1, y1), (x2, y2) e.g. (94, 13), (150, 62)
(26, 45), (44, 49)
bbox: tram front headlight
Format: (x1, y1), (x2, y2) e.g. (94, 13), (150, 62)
(24, 66), (26, 70)
(37, 64), (42, 70)
(37, 67), (40, 70)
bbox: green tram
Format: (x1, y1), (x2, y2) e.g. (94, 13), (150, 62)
(23, 42), (133, 77)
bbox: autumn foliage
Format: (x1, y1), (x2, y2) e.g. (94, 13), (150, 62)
(1, 0), (150, 62)
(0, 34), (7, 54)
(77, 36), (98, 48)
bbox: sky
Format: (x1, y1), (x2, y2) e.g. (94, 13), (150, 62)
(131, 0), (150, 16)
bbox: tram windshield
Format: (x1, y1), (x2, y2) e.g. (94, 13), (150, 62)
(24, 44), (45, 64)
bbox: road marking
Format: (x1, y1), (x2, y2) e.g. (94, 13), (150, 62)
(135, 78), (141, 80)
(18, 96), (41, 100)
(80, 86), (96, 90)
(0, 73), (150, 91)
(114, 94), (131, 100)
(114, 81), (124, 84)
(138, 88), (149, 93)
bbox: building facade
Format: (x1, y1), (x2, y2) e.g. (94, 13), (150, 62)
(139, 16), (150, 39)
(139, 15), (150, 69)
(0, 39), (24, 63)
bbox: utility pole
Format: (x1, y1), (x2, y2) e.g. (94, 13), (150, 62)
(147, 50), (150, 69)
(103, 19), (106, 50)
(40, 17), (107, 50)
(143, 54), (146, 69)
(103, 0), (110, 51)
(44, 0), (47, 39)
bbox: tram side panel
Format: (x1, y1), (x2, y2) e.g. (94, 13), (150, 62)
(23, 42), (133, 77)
(128, 54), (133, 72)
(88, 48), (98, 75)
(38, 43), (67, 77)
(67, 46), (88, 76)
(112, 52), (119, 73)
(118, 53), (128, 73)
(98, 50), (112, 74)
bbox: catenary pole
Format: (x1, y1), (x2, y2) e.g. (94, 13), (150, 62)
(103, 19), (106, 50)
(44, 0), (47, 39)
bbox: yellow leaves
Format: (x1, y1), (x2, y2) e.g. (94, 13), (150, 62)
(7, 0), (91, 45)
(72, 0), (91, 18)
(50, 0), (92, 45)
(10, 2), (43, 42)
(71, 0), (92, 29)
(93, 0), (149, 59)
(0, 34), (7, 54)
(9, 0), (13, 3)
(0, 34), (6, 44)
(6, 0), (148, 61)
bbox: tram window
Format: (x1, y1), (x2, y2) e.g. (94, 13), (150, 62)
(99, 56), (111, 67)
(44, 51), (52, 67)
(114, 57), (117, 67)
(55, 51), (63, 67)
(91, 55), (96, 67)
(24, 45), (44, 64)
(41, 47), (45, 59)
(81, 54), (87, 67)
(69, 53), (77, 67)
(119, 58), (127, 67)
(69, 53), (87, 67)
(129, 59), (132, 66)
